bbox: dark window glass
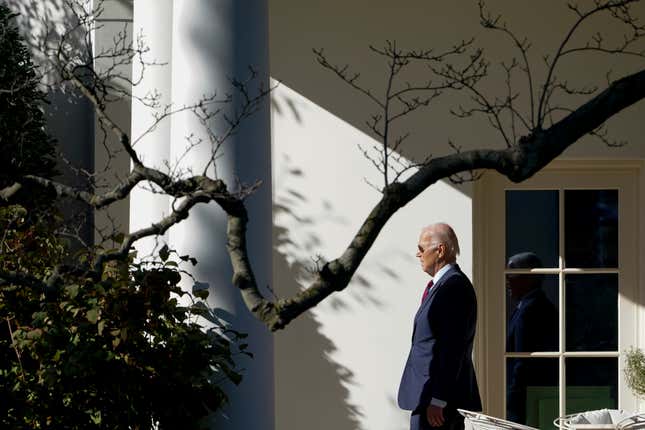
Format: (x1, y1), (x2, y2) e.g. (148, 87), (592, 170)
(565, 357), (618, 414)
(506, 274), (558, 352)
(507, 358), (558, 429)
(565, 274), (618, 352)
(506, 191), (559, 268)
(565, 190), (618, 268)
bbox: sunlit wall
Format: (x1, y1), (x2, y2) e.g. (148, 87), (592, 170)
(270, 1), (645, 428)
(272, 83), (472, 430)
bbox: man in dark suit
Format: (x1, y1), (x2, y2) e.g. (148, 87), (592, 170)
(398, 223), (481, 430)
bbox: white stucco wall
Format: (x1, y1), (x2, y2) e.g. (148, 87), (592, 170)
(272, 83), (472, 430)
(270, 1), (645, 428)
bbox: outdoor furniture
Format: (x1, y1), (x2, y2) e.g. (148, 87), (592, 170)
(459, 408), (645, 430)
(459, 409), (539, 430)
(554, 409), (645, 430)
(618, 414), (645, 429)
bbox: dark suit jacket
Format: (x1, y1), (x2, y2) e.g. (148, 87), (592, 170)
(506, 288), (558, 353)
(398, 265), (482, 413)
(506, 288), (558, 423)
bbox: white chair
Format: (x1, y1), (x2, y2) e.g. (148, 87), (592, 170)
(458, 409), (539, 430)
(616, 413), (645, 430)
(554, 409), (645, 430)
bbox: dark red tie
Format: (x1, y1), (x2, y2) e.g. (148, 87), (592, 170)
(421, 280), (434, 303)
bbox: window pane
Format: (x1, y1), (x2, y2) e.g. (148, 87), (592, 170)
(506, 274), (558, 352)
(565, 190), (618, 268)
(566, 357), (618, 414)
(507, 358), (558, 429)
(565, 274), (618, 352)
(506, 191), (559, 268)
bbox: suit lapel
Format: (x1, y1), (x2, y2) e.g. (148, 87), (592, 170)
(412, 265), (460, 336)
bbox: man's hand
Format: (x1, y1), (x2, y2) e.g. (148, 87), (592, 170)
(426, 404), (445, 427)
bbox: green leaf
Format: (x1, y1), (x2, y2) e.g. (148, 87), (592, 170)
(89, 410), (101, 425)
(86, 308), (99, 324)
(26, 328), (42, 339)
(228, 370), (242, 385)
(97, 320), (106, 336)
(194, 289), (209, 300)
(159, 244), (170, 262)
(179, 254), (198, 265)
(31, 311), (47, 323)
(65, 284), (79, 299)
(192, 281), (209, 300)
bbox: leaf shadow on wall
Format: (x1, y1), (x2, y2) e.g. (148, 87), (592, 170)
(272, 90), (415, 430)
(273, 213), (364, 430)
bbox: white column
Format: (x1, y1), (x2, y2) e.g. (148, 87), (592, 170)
(129, 0), (173, 258)
(170, 1), (273, 429)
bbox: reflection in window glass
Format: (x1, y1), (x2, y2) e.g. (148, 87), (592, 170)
(566, 358), (618, 414)
(506, 274), (558, 352)
(506, 190), (559, 268)
(565, 190), (618, 268)
(566, 274), (618, 352)
(507, 358), (558, 430)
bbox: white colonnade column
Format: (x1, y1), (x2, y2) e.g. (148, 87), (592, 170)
(169, 1), (273, 429)
(129, 0), (173, 257)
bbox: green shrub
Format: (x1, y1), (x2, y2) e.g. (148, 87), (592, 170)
(0, 213), (246, 429)
(0, 7), (247, 429)
(0, 4), (57, 207)
(625, 348), (645, 399)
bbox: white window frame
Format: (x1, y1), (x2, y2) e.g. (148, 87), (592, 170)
(473, 160), (645, 419)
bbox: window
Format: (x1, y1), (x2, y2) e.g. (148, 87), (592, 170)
(475, 162), (640, 429)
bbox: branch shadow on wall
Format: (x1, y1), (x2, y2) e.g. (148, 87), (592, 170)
(271, 157), (359, 429)
(272, 90), (413, 430)
(273, 184), (405, 430)
(273, 227), (363, 430)
(270, 90), (359, 427)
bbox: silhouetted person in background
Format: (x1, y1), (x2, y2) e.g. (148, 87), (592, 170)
(506, 252), (558, 424)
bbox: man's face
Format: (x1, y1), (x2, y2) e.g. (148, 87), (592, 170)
(416, 230), (441, 276)
(505, 273), (525, 300)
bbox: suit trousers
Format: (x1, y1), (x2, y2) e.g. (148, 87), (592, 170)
(410, 407), (464, 430)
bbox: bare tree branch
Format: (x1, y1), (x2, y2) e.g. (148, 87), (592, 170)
(313, 47), (385, 108)
(479, 0), (537, 128)
(4, 0), (645, 335)
(219, 68), (645, 330)
(537, 0), (643, 126)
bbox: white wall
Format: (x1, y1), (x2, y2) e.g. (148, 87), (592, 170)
(272, 83), (472, 430)
(270, 1), (645, 428)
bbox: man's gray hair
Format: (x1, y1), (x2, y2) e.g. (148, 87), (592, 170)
(424, 223), (460, 261)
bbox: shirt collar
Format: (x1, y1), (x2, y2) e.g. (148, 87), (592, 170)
(431, 263), (455, 286)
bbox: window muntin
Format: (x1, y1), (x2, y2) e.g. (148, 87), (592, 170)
(504, 189), (619, 429)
